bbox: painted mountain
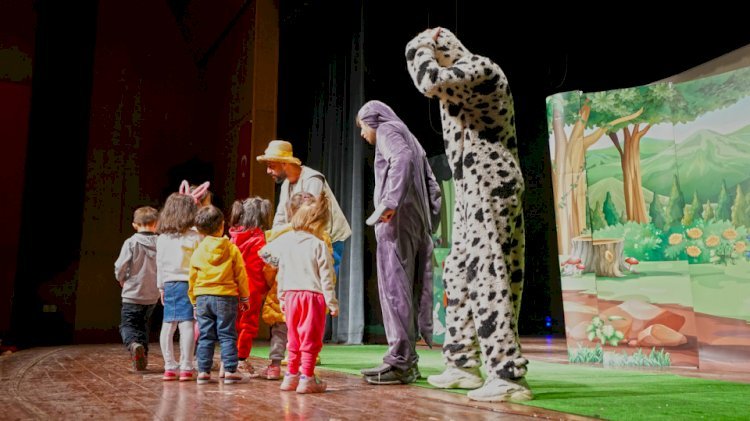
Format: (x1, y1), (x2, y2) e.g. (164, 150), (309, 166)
(586, 125), (750, 204)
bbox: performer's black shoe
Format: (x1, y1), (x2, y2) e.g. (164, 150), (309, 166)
(364, 365), (418, 385)
(360, 363), (392, 376)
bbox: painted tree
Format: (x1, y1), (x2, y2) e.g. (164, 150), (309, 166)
(703, 200), (715, 222)
(547, 92), (642, 254)
(548, 68), (750, 253)
(732, 184), (748, 228)
(683, 191), (702, 226)
(590, 201), (607, 231)
(649, 197), (666, 230)
(602, 192), (619, 226)
(667, 175), (686, 229)
(717, 180), (732, 222)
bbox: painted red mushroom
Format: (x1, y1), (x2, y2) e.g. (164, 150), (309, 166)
(625, 257), (639, 273)
(561, 257), (582, 276)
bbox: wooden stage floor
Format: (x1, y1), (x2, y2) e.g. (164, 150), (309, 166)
(1, 337), (745, 420)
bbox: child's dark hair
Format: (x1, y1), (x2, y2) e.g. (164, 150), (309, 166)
(229, 196), (272, 230)
(194, 205), (224, 235)
(133, 206), (159, 225)
(157, 193), (198, 234)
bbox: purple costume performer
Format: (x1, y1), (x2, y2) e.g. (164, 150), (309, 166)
(357, 100), (441, 385)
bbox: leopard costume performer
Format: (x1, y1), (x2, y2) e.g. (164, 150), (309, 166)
(405, 27), (532, 402)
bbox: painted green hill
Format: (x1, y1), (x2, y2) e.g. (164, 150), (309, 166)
(585, 127), (750, 202)
(586, 137), (674, 184)
(641, 129), (750, 200)
(587, 177), (665, 217)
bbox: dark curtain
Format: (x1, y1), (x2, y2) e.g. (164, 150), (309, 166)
(278, 1), (366, 343)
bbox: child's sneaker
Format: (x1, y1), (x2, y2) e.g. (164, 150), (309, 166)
(197, 372), (211, 385)
(296, 374), (327, 394)
(259, 364), (282, 380)
(179, 371), (194, 381)
(130, 342), (147, 371)
(223, 371), (244, 384)
(219, 362), (225, 378)
(279, 372), (300, 391)
(238, 360), (259, 378)
(162, 370), (178, 381)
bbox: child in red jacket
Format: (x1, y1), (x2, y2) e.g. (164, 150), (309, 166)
(228, 196), (272, 376)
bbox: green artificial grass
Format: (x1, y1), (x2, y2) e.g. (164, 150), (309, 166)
(250, 344), (750, 420)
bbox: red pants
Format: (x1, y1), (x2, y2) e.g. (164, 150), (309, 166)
(236, 277), (269, 359)
(285, 290), (326, 377)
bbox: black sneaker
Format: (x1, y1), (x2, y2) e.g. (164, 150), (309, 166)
(360, 363), (392, 377)
(364, 366), (418, 385)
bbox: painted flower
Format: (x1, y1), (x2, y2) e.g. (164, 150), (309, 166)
(723, 228), (738, 241)
(705, 235), (721, 247)
(686, 246), (702, 257)
(668, 233), (683, 245)
(686, 228), (703, 239)
(735, 241), (747, 253)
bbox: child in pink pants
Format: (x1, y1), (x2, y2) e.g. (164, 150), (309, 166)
(259, 192), (338, 394)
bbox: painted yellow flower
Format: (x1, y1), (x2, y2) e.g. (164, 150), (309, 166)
(668, 233), (683, 245)
(686, 246), (702, 257)
(705, 235), (720, 247)
(686, 228), (703, 239)
(735, 241), (747, 253)
(723, 228), (738, 241)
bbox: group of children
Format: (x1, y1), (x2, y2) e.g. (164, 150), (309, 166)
(114, 181), (338, 394)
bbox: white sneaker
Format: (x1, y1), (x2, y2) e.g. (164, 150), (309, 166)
(466, 377), (533, 402)
(280, 372), (300, 391)
(427, 366), (483, 389)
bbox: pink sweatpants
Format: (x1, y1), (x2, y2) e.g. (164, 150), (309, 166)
(284, 290), (326, 377)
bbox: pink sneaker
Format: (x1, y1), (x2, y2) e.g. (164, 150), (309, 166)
(296, 374), (327, 394)
(162, 370), (178, 381)
(179, 371), (194, 381)
(259, 364), (282, 380)
(280, 372), (300, 391)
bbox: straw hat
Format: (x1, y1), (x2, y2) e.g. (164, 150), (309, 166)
(256, 140), (302, 165)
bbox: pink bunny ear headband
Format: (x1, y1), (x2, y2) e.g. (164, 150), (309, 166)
(179, 180), (210, 204)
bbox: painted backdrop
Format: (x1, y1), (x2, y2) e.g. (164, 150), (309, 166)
(548, 67), (750, 371)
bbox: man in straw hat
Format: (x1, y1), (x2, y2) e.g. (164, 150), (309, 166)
(257, 140), (352, 275)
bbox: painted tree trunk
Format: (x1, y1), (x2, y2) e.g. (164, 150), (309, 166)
(570, 236), (626, 277)
(621, 128), (648, 223)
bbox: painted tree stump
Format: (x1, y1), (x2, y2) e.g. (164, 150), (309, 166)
(570, 235), (626, 277)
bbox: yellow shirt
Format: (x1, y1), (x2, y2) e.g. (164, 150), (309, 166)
(188, 236), (249, 304)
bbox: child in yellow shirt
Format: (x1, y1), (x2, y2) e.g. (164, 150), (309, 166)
(188, 205), (250, 385)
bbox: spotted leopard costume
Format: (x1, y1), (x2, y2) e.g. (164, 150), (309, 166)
(406, 28), (527, 380)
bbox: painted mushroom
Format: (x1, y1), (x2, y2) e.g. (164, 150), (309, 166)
(624, 257), (639, 273)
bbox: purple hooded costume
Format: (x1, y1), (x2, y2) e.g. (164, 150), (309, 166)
(358, 100), (442, 371)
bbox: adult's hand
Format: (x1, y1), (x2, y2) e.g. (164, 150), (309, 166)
(380, 208), (396, 223)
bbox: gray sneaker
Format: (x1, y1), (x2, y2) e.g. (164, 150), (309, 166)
(130, 342), (147, 371)
(360, 363), (392, 376)
(466, 377), (533, 402)
(427, 366), (483, 389)
(364, 366), (417, 385)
